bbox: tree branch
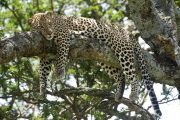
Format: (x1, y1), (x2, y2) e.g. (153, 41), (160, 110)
(128, 0), (180, 96)
(128, 0), (180, 66)
(2, 86), (154, 119)
(0, 31), (179, 87)
(48, 88), (154, 120)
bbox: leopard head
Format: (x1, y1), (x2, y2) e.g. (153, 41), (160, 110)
(28, 11), (55, 40)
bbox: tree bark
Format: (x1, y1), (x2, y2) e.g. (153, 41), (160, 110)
(48, 88), (154, 120)
(1, 1), (180, 117)
(128, 0), (180, 65)
(0, 0), (179, 93)
(128, 0), (180, 95)
(0, 31), (179, 87)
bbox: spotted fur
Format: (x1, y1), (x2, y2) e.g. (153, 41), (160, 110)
(28, 12), (162, 117)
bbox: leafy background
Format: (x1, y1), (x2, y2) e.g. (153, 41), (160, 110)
(0, 0), (179, 119)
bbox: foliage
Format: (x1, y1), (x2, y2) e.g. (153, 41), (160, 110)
(175, 0), (180, 7)
(0, 0), (179, 119)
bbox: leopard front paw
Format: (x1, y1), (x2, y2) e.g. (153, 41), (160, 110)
(39, 91), (46, 100)
(129, 93), (139, 102)
(57, 68), (65, 79)
(115, 92), (123, 102)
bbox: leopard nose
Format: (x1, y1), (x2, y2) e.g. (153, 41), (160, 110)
(46, 33), (54, 40)
(49, 28), (53, 33)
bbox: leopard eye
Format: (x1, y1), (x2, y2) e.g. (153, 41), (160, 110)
(37, 22), (40, 27)
(47, 20), (51, 25)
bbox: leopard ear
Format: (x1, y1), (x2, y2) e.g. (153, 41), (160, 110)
(28, 18), (33, 25)
(45, 11), (54, 18)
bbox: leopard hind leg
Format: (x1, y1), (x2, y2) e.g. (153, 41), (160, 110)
(118, 50), (140, 102)
(97, 62), (125, 101)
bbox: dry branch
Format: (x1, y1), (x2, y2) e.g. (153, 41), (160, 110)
(47, 88), (155, 120)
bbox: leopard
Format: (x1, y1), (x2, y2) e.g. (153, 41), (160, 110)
(28, 11), (162, 117)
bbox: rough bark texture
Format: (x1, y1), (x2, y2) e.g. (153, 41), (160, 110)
(128, 0), (180, 95)
(47, 88), (154, 120)
(0, 31), (178, 87)
(128, 0), (180, 65)
(0, 0), (179, 91)
(0, 0), (180, 118)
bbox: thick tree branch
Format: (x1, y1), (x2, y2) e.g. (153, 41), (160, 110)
(128, 0), (180, 96)
(0, 32), (45, 63)
(128, 0), (180, 66)
(176, 8), (180, 44)
(0, 31), (179, 87)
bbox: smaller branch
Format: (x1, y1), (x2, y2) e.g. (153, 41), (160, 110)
(139, 90), (148, 106)
(7, 6), (24, 31)
(159, 98), (179, 104)
(47, 88), (154, 120)
(147, 97), (179, 112)
(2, 84), (154, 119)
(49, 0), (54, 11)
